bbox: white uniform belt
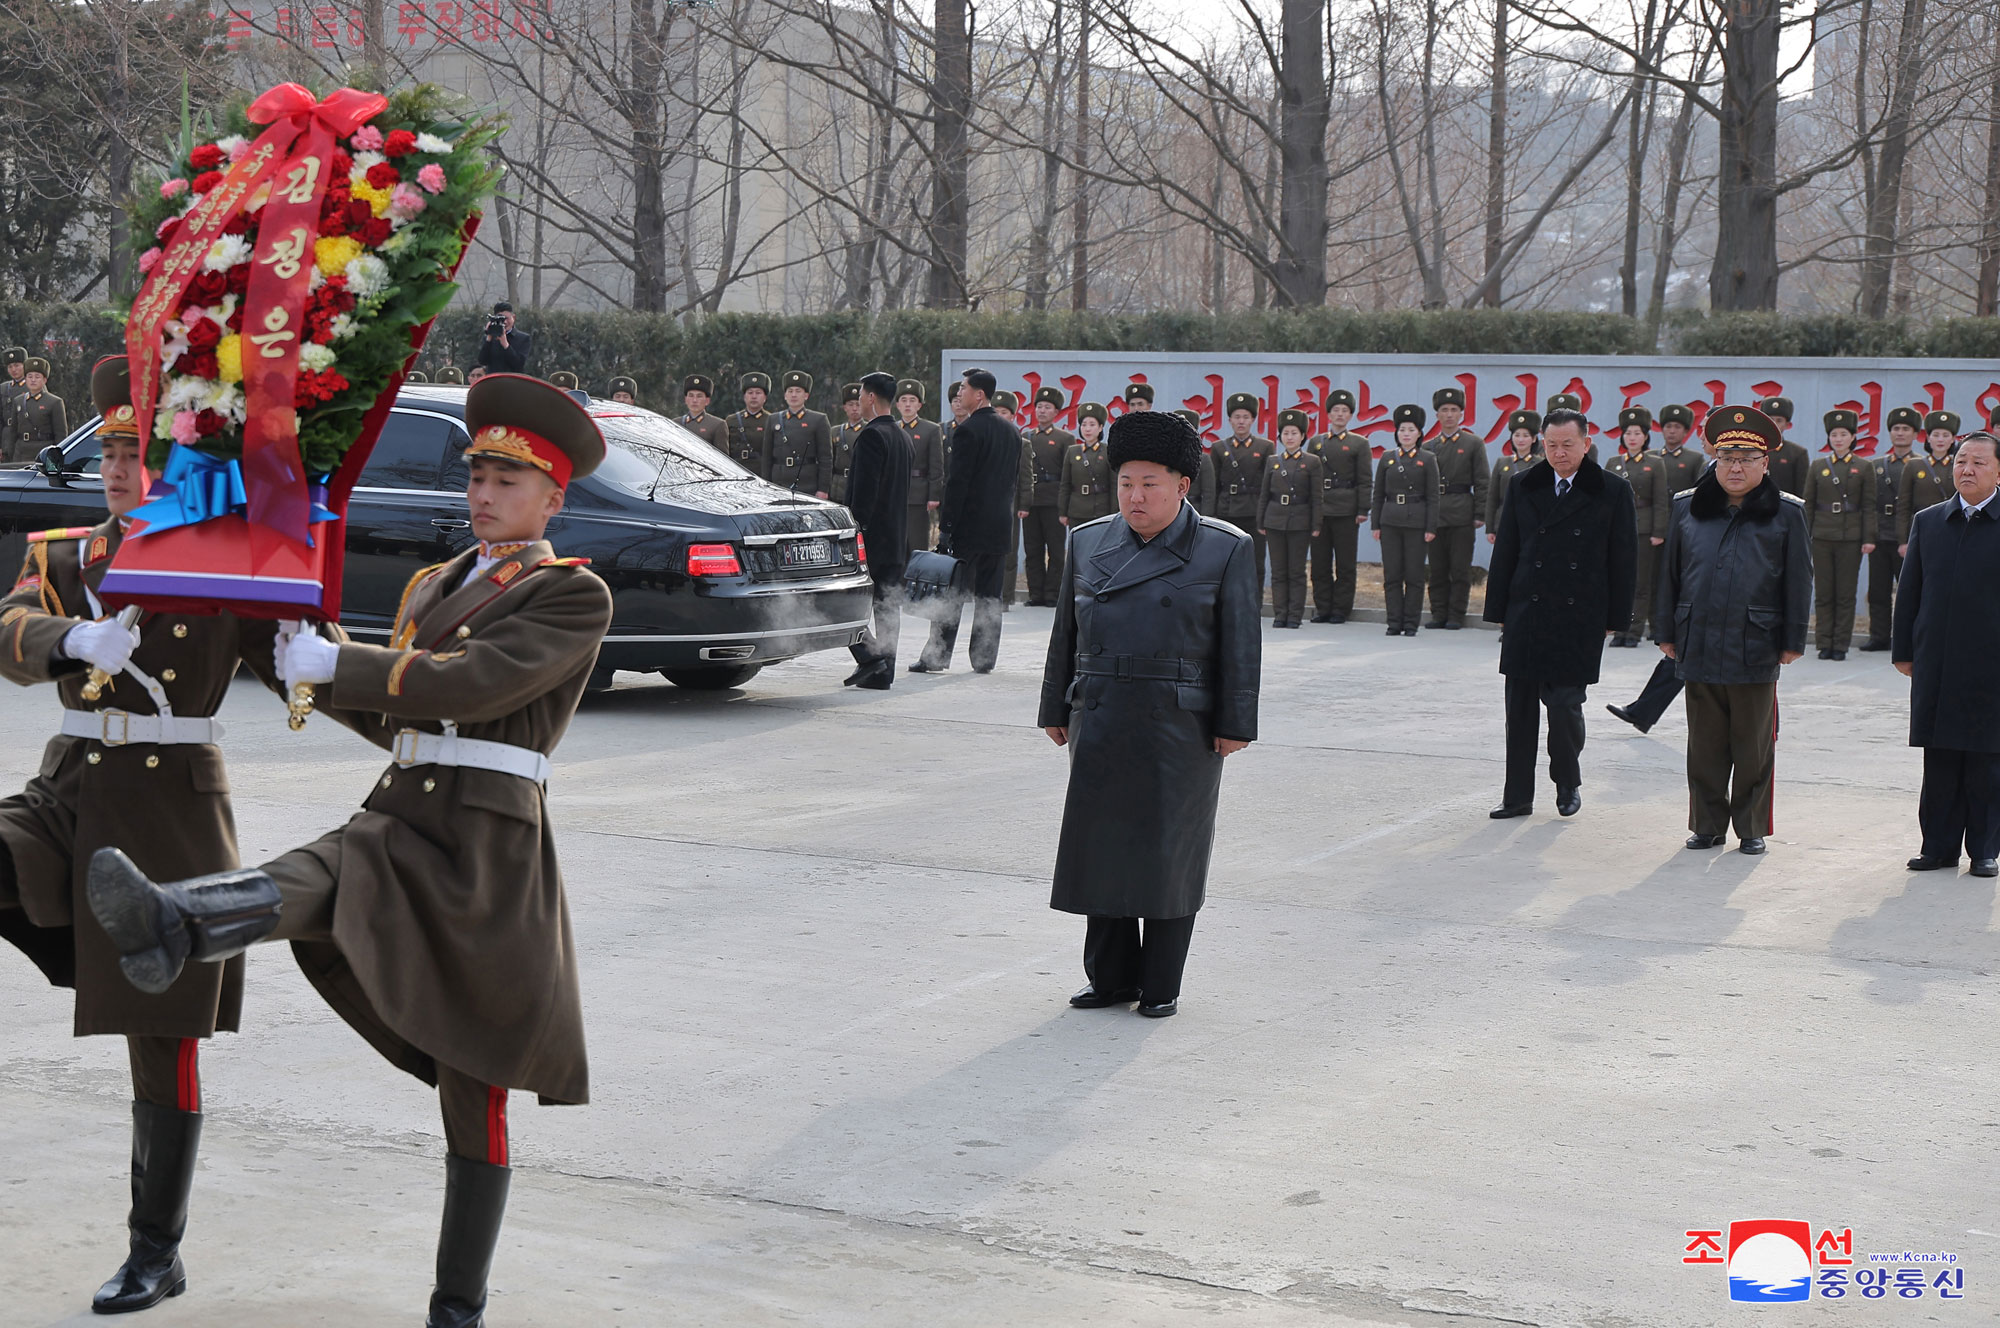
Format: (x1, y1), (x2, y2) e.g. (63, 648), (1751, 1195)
(61, 710), (225, 746)
(391, 729), (552, 784)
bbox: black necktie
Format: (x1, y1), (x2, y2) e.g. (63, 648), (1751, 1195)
(1556, 477), (1570, 498)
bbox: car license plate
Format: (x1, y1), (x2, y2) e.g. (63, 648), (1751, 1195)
(783, 537), (834, 568)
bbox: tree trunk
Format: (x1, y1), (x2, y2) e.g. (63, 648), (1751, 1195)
(1645, 48), (1707, 345)
(1070, 0), (1090, 310)
(1026, 1), (1066, 311)
(1272, 0), (1328, 306)
(105, 19), (133, 302)
(1418, 0), (1448, 309)
(1889, 172), (1917, 314)
(1708, 0), (1782, 311)
(1857, 0), (1928, 318)
(627, 0), (670, 312)
(1481, 0), (1507, 308)
(927, 0), (971, 308)
(1978, 20), (2000, 316)
(1619, 0), (1658, 319)
(1253, 106), (1278, 309)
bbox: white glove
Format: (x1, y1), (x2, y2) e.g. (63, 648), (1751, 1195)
(280, 631), (339, 687)
(62, 619), (141, 674)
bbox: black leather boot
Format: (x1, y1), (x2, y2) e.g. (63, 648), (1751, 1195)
(92, 1101), (201, 1314)
(427, 1154), (512, 1328)
(86, 849), (282, 996)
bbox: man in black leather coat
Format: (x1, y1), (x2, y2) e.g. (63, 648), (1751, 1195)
(1039, 410), (1261, 1018)
(913, 368), (1021, 674)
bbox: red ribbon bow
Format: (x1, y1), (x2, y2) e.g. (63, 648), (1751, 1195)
(247, 84), (389, 139)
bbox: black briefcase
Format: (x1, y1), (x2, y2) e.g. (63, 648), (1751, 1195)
(902, 549), (969, 618)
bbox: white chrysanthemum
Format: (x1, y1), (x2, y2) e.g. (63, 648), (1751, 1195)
(299, 344), (337, 372)
(308, 265), (326, 293)
(216, 135), (248, 157)
(204, 235), (252, 273)
(209, 383), (247, 423)
(164, 375), (210, 411)
(414, 132), (452, 154)
(329, 313), (359, 341)
(353, 150), (386, 171)
(343, 254), (390, 298)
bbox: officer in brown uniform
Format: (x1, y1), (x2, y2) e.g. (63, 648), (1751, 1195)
(1897, 411), (1960, 554)
(1258, 409), (1325, 629)
(607, 375), (637, 406)
(90, 373), (614, 1328)
(1305, 388), (1372, 623)
(827, 382), (863, 503)
(1212, 392), (1274, 598)
(1758, 396), (1811, 497)
(2, 357), (281, 1313)
(769, 370), (829, 496)
(678, 373), (731, 453)
(1058, 403), (1115, 529)
(1650, 404), (1704, 524)
(724, 372), (773, 475)
(1016, 386), (1075, 606)
(1422, 386), (1488, 629)
(897, 380), (943, 554)
(1803, 408), (1876, 659)
(1860, 405), (1923, 650)
(1372, 404), (1440, 636)
(1488, 409), (1541, 540)
(1605, 406), (1664, 647)
(0, 345), (26, 460)
(993, 390), (1024, 605)
(12, 356), (68, 463)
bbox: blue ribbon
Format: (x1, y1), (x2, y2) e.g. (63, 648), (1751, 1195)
(130, 445), (335, 544)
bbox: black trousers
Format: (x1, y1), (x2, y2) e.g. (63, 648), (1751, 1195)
(920, 552), (1005, 671)
(1621, 655), (1685, 730)
(904, 505), (934, 558)
(1918, 747), (2000, 863)
(1021, 506), (1064, 602)
(1503, 676), (1585, 807)
(1083, 914), (1197, 1004)
(1426, 523), (1476, 624)
(1865, 543), (1902, 644)
(1311, 518), (1361, 616)
(1380, 527), (1429, 631)
(850, 571), (903, 671)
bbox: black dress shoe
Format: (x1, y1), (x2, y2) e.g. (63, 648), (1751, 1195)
(1815, 649), (1830, 660)
(907, 660), (946, 673)
(1858, 639), (1891, 652)
(1685, 833), (1728, 850)
(1310, 613), (1334, 623)
(1385, 626), (1401, 636)
(1069, 984), (1141, 1008)
(971, 665), (994, 674)
(1138, 999), (1177, 1018)
(1556, 786), (1581, 817)
(1488, 804), (1532, 819)
(1906, 854), (1959, 871)
(1738, 837), (1767, 855)
(853, 665), (893, 691)
(1443, 621), (1463, 630)
(1326, 613), (1346, 624)
(1605, 703), (1652, 735)
(1973, 859), (1998, 877)
(1403, 628), (1420, 637)
(1830, 649), (1847, 660)
(1424, 619), (1447, 629)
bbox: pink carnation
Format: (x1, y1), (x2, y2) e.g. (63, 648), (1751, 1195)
(349, 125), (384, 151)
(389, 183), (427, 218)
(229, 140), (251, 164)
(171, 410), (199, 445)
(160, 178), (189, 199)
(416, 162), (447, 195)
(138, 247), (163, 274)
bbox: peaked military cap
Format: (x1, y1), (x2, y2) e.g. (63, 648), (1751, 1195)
(993, 390), (1019, 413)
(1924, 410), (1961, 434)
(404, 370), (430, 384)
(2, 346), (24, 366)
(781, 370), (812, 392)
(1757, 395), (1793, 421)
(842, 382), (863, 403)
(1618, 406), (1652, 432)
(1507, 409), (1541, 435)
(1034, 385), (1063, 408)
(896, 379), (925, 402)
(1704, 404), (1781, 453)
(1327, 388), (1356, 410)
(1432, 386), (1465, 410)
(436, 366), (466, 385)
(91, 356), (139, 439)
(1109, 408), (1202, 479)
(464, 373), (606, 489)
(737, 372), (770, 394)
(1123, 383), (1155, 404)
(1276, 408), (1310, 435)
(1546, 392), (1583, 413)
(24, 356), (50, 377)
(1658, 403), (1694, 428)
(1225, 392), (1259, 417)
(608, 375), (637, 397)
(549, 369), (580, 391)
(1392, 403), (1427, 431)
(1884, 405), (1923, 431)
(1077, 402), (1107, 425)
(1823, 408), (1859, 434)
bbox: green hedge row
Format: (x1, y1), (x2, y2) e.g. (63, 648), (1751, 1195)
(1665, 311), (2000, 359)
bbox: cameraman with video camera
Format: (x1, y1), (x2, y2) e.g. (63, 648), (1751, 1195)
(474, 301), (530, 375)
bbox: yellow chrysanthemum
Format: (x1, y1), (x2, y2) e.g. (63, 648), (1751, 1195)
(349, 178), (393, 219)
(216, 334), (243, 384)
(315, 235), (363, 277)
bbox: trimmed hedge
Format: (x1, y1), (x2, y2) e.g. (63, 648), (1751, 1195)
(1666, 311), (2000, 360)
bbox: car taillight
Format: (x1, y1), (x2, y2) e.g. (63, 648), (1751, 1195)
(687, 543), (741, 577)
(856, 533), (868, 568)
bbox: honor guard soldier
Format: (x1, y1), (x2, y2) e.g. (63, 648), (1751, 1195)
(1259, 409), (1325, 629)
(1651, 403), (1703, 518)
(1757, 396), (1811, 497)
(1, 357), (282, 1313)
(436, 365), (466, 385)
(1213, 392), (1275, 598)
(993, 390), (1023, 605)
(1122, 382), (1156, 413)
(1421, 386), (1488, 630)
(549, 369), (580, 392)
(1861, 404), (1924, 650)
(90, 373), (614, 1327)
(1605, 406), (1664, 647)
(1544, 393), (1602, 462)
(1490, 409), (1541, 540)
(1804, 408), (1877, 659)
(723, 372), (773, 473)
(1372, 405), (1440, 636)
(0, 345), (26, 460)
(828, 382), (864, 503)
(12, 356), (67, 463)
(679, 373), (732, 453)
(1897, 410), (1960, 554)
(897, 379), (944, 553)
(993, 389), (1021, 425)
(1059, 404), (1115, 529)
(1016, 386), (1075, 606)
(1304, 388), (1372, 623)
(942, 380), (967, 476)
(771, 370), (829, 496)
(1167, 409), (1218, 514)
(406, 369), (431, 384)
(607, 375), (637, 405)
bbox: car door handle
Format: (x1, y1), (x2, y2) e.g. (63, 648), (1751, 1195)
(431, 519), (470, 530)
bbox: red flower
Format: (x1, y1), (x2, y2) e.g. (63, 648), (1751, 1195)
(226, 303), (245, 332)
(184, 318), (222, 351)
(155, 215), (181, 243)
(360, 216), (393, 247)
(183, 270), (228, 307)
(191, 170), (225, 194)
(188, 144), (226, 170)
(294, 367), (351, 407)
(383, 129), (417, 158)
(365, 162), (400, 190)
(346, 199), (372, 229)
(173, 350), (219, 380)
(193, 409), (225, 437)
(331, 150), (353, 179)
(225, 264), (250, 297)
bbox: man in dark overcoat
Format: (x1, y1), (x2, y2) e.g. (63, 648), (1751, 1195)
(912, 368), (1021, 674)
(1039, 410), (1260, 1018)
(1483, 407), (1636, 819)
(842, 372), (912, 690)
(1893, 431), (2000, 877)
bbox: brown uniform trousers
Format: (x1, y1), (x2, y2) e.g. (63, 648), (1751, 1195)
(1866, 447), (1915, 645)
(1017, 426), (1075, 603)
(1422, 429), (1489, 626)
(1305, 431), (1372, 619)
(1371, 447), (1440, 632)
(1212, 437), (1274, 598)
(1607, 450), (1664, 640)
(1804, 452), (1878, 651)
(1684, 682), (1778, 840)
(1258, 451), (1325, 624)
(902, 417), (944, 554)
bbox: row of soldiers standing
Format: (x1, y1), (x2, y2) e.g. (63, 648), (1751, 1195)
(0, 347), (71, 465)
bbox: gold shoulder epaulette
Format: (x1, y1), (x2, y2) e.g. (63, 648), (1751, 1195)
(27, 526), (94, 544)
(546, 556), (592, 567)
(1674, 487), (1697, 499)
(1780, 491), (1806, 505)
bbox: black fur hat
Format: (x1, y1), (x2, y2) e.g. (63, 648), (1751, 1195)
(1108, 408), (1203, 479)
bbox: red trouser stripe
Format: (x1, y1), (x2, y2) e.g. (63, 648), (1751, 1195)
(487, 1086), (509, 1167)
(176, 1038), (200, 1113)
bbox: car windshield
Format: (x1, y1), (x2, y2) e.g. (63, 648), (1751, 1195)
(591, 409), (752, 497)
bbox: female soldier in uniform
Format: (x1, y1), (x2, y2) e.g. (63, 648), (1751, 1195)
(1058, 404), (1115, 530)
(1897, 411), (1960, 557)
(1257, 409), (1324, 629)
(1488, 410), (1541, 543)
(1371, 405), (1440, 636)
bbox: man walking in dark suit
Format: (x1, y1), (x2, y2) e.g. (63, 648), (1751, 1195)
(1483, 408), (1637, 819)
(1894, 431), (2000, 877)
(843, 373), (913, 690)
(912, 368), (1021, 674)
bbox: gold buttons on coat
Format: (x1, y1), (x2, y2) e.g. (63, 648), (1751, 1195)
(423, 778), (436, 793)
(172, 624), (188, 638)
(380, 774), (393, 789)
(145, 755), (160, 769)
(161, 669), (176, 682)
(86, 751), (101, 765)
(457, 626), (472, 639)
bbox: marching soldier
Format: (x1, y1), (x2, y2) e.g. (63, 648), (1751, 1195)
(1896, 410), (1960, 554)
(1258, 409), (1324, 629)
(1304, 388), (1372, 623)
(1605, 406), (1663, 647)
(827, 383), (864, 503)
(1489, 409), (1541, 540)
(1860, 404), (1923, 650)
(1058, 404), (1115, 529)
(607, 375), (637, 406)
(436, 366), (467, 386)
(1422, 386), (1488, 630)
(1016, 386), (1075, 606)
(1757, 396), (1811, 497)
(679, 373), (732, 454)
(1, 357), (282, 1313)
(0, 345), (26, 460)
(770, 370), (830, 496)
(1212, 392), (1275, 599)
(549, 369), (580, 392)
(12, 357), (66, 462)
(1804, 408), (1877, 660)
(724, 372), (773, 475)
(1372, 404), (1439, 636)
(90, 373), (614, 1327)
(897, 380), (943, 554)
